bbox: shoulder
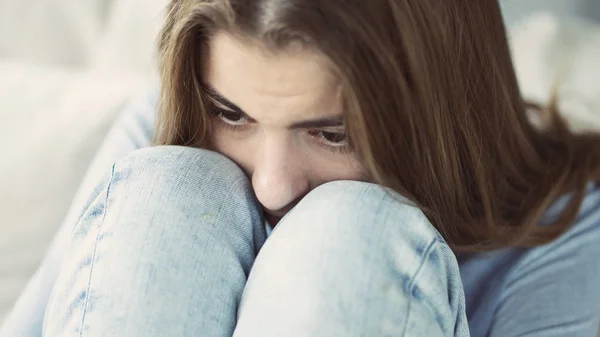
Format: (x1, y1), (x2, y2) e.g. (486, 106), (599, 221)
(534, 182), (600, 254)
(499, 182), (600, 291)
(494, 182), (600, 289)
(460, 183), (600, 336)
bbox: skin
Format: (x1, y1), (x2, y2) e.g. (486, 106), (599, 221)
(204, 32), (365, 227)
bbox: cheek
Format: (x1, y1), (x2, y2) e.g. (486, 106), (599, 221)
(308, 156), (368, 186)
(210, 129), (254, 172)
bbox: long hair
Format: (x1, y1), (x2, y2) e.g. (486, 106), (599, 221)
(155, 0), (600, 252)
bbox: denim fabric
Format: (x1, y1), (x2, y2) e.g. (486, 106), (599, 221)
(41, 146), (469, 336)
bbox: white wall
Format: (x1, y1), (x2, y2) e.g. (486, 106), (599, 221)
(501, 0), (599, 25)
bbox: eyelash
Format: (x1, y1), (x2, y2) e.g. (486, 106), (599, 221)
(209, 107), (351, 154)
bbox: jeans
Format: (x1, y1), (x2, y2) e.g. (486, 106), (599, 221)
(1, 90), (470, 336)
(42, 146), (469, 336)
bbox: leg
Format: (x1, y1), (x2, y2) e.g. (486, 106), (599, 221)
(43, 146), (266, 337)
(234, 181), (470, 337)
(0, 88), (157, 337)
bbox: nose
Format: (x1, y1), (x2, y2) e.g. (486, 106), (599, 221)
(251, 139), (310, 213)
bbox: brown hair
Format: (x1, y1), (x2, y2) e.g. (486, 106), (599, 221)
(155, 0), (600, 252)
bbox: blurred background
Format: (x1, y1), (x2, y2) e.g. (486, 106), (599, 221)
(501, 0), (600, 24)
(1, 0), (600, 326)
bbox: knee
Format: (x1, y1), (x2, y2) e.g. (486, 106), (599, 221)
(274, 180), (441, 247)
(72, 146), (262, 247)
(46, 148), (262, 337)
(238, 181), (465, 337)
(251, 180), (446, 289)
(113, 146), (249, 194)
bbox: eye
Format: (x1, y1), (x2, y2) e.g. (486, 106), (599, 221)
(215, 109), (250, 126)
(309, 130), (348, 146)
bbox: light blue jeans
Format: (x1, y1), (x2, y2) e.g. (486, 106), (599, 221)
(2, 90), (470, 336)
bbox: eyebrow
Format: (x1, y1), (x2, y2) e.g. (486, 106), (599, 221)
(204, 84), (345, 129)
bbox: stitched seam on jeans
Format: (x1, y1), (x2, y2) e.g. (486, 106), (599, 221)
(400, 238), (438, 337)
(78, 163), (116, 337)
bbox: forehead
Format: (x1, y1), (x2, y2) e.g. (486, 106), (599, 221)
(203, 32), (342, 123)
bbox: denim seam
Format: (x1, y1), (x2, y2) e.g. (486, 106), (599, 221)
(78, 163), (116, 337)
(400, 237), (439, 337)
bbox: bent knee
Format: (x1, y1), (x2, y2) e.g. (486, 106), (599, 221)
(114, 146), (247, 189)
(72, 145), (260, 244)
(277, 180), (439, 243)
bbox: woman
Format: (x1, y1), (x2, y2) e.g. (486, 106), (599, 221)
(2, 0), (600, 336)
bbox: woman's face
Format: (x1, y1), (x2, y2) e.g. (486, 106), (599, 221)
(205, 32), (365, 226)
